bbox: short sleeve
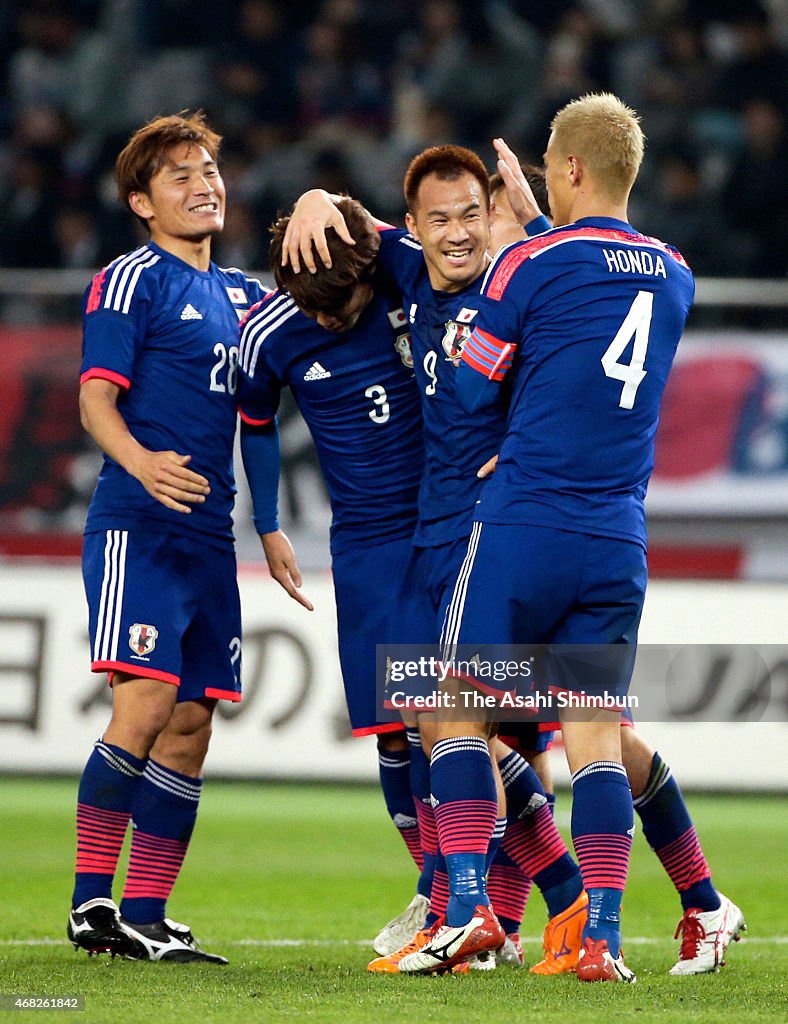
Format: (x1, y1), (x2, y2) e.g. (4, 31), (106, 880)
(80, 254), (156, 389)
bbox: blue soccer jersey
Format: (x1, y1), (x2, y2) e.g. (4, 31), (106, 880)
(81, 243), (267, 545)
(237, 288), (424, 554)
(458, 218), (695, 547)
(376, 228), (507, 547)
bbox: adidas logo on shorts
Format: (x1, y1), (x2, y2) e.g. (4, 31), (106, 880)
(304, 361), (332, 380)
(180, 304), (203, 320)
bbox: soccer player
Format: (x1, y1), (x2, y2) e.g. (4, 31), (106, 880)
(284, 146), (588, 975)
(487, 147), (747, 977)
(69, 112), (267, 963)
(237, 199), (429, 917)
(397, 93), (741, 981)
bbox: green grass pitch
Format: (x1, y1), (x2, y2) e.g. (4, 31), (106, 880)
(0, 777), (785, 1023)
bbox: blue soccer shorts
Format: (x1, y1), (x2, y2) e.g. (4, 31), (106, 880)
(394, 536), (472, 645)
(331, 533), (415, 736)
(440, 521), (648, 701)
(83, 528), (242, 702)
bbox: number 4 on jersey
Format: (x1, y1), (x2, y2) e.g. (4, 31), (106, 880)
(601, 290), (653, 410)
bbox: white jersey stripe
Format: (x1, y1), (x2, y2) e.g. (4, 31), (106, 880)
(244, 303), (301, 378)
(440, 521), (482, 663)
(93, 530), (115, 662)
(102, 247), (149, 311)
(104, 249), (160, 313)
(239, 294), (296, 372)
(119, 254), (160, 315)
(95, 530), (127, 662)
(101, 530), (123, 662)
(109, 530), (128, 660)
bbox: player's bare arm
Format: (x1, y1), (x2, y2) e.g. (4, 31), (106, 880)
(260, 529), (314, 612)
(79, 377), (210, 514)
(493, 137), (543, 226)
(283, 189), (390, 273)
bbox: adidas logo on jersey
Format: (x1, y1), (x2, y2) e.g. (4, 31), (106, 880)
(180, 304), (203, 320)
(303, 361), (332, 381)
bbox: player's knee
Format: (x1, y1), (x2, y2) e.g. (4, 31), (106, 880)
(377, 730), (408, 753)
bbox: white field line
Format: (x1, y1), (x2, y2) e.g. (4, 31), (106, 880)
(2, 936), (786, 947)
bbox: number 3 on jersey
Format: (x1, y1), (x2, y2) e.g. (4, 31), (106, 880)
(601, 290), (653, 410)
(365, 384), (390, 424)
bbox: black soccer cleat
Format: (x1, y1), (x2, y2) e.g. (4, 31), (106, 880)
(120, 917), (229, 964)
(68, 897), (136, 957)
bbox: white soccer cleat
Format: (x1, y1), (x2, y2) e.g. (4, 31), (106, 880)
(669, 893), (746, 975)
(398, 904), (505, 974)
(372, 893), (430, 956)
(497, 932), (525, 967)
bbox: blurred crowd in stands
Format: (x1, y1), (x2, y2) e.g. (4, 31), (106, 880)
(0, 0), (786, 282)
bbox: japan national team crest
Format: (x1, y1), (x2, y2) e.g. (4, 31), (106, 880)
(129, 623), (158, 657)
(394, 333), (413, 368)
(442, 320), (473, 365)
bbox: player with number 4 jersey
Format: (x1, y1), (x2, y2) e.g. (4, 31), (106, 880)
(436, 94), (696, 982)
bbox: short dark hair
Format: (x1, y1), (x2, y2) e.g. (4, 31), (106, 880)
(115, 111), (222, 230)
(403, 145), (490, 213)
(269, 198), (380, 315)
(489, 163), (550, 218)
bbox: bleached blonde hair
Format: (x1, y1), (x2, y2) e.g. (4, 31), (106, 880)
(550, 93), (645, 199)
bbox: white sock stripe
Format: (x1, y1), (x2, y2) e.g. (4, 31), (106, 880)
(95, 741), (143, 778)
(405, 729), (422, 747)
(430, 735), (489, 766)
(491, 818), (507, 840)
(143, 761), (202, 801)
(439, 522), (482, 662)
(378, 754), (409, 769)
(633, 758), (672, 808)
(500, 756), (529, 788)
(572, 760), (629, 786)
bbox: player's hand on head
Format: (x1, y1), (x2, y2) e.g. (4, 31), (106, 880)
(493, 138), (542, 225)
(283, 190), (355, 274)
(135, 451), (210, 513)
(261, 530), (314, 611)
(477, 454), (499, 479)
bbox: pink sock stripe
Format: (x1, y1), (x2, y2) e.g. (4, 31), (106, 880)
(487, 864), (532, 922)
(502, 804), (569, 877)
(573, 833), (632, 890)
(656, 826), (711, 891)
(415, 800), (438, 856)
(430, 869), (450, 918)
(434, 799), (498, 855)
(122, 832), (188, 900)
(75, 805), (130, 875)
(77, 803), (131, 825)
(400, 825), (424, 871)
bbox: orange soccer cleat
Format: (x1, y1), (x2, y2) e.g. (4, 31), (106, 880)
(529, 890), (589, 975)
